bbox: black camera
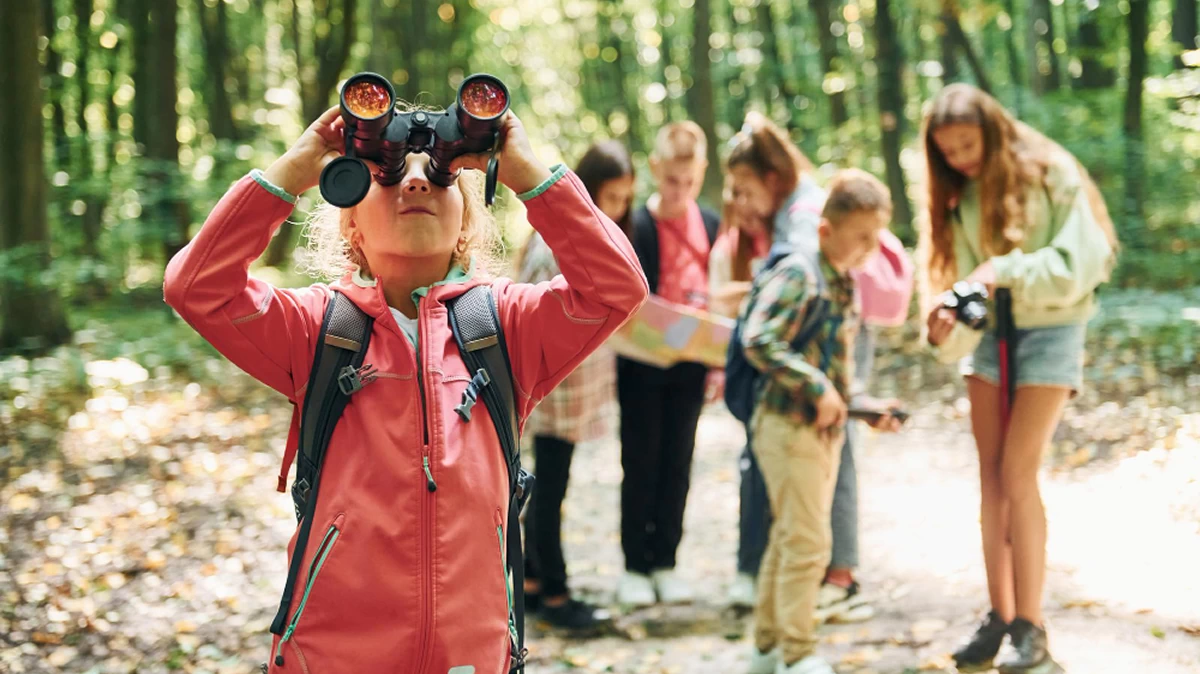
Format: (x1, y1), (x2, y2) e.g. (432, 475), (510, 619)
(319, 72), (511, 208)
(940, 281), (989, 330)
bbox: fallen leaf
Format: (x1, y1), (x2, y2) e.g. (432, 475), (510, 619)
(174, 619), (198, 633)
(1061, 598), (1104, 609)
(31, 632), (62, 645)
(1151, 626), (1166, 639)
(1181, 625), (1200, 636)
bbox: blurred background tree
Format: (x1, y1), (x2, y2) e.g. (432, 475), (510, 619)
(1, 0), (1198, 351)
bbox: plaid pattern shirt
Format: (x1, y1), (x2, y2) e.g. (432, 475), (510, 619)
(516, 233), (617, 444)
(740, 251), (859, 428)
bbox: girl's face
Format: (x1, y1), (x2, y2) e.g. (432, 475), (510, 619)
(931, 123), (985, 179)
(728, 164), (780, 221)
(350, 153), (466, 268)
(595, 175), (635, 223)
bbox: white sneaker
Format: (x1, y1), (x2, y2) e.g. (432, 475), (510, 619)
(651, 568), (695, 604)
(616, 571), (656, 607)
(727, 572), (757, 608)
(747, 647), (779, 674)
(813, 581), (875, 624)
(776, 654), (835, 674)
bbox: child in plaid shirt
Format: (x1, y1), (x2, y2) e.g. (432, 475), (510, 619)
(741, 170), (902, 674)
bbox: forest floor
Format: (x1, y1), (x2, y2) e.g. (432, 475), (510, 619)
(2, 289), (1199, 673)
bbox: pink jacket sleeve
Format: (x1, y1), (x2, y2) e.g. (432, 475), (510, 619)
(163, 175), (327, 400)
(495, 170), (649, 420)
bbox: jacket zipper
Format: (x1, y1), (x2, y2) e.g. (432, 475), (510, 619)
(415, 297), (435, 674)
(273, 522), (340, 665)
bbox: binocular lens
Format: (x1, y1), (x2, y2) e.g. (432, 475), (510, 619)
(459, 78), (508, 119)
(344, 80), (393, 119)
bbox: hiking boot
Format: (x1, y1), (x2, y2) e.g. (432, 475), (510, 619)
(537, 597), (611, 632)
(996, 618), (1064, 674)
(616, 571), (657, 607)
(952, 610), (1010, 672)
(728, 572), (757, 609)
(651, 568), (695, 604)
(814, 581), (875, 624)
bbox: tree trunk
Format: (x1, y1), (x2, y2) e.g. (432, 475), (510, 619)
(1, 2), (72, 350)
(1123, 0), (1148, 247)
(940, 10), (960, 83)
(1173, 0), (1198, 69)
(810, 0), (848, 127)
(127, 0), (151, 149)
(266, 0), (357, 268)
(1076, 3), (1116, 89)
(658, 0), (678, 120)
(196, 0), (238, 141)
(941, 1), (994, 94)
(143, 0), (190, 265)
(873, 0), (913, 237)
(41, 0), (69, 171)
(686, 0), (722, 207)
(1002, 0), (1024, 112)
(756, 0), (796, 119)
(1028, 0), (1062, 94)
(74, 0), (103, 259)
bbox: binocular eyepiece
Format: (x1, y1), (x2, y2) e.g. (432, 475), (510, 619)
(940, 281), (990, 330)
(319, 72), (511, 208)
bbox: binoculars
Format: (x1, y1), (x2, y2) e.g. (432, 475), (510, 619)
(319, 72), (511, 208)
(940, 281), (990, 330)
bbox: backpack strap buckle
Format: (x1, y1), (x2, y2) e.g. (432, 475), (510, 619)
(336, 363), (377, 395)
(454, 368), (492, 421)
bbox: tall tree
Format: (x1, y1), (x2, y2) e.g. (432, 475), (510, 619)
(755, 0), (797, 120)
(1028, 0), (1062, 94)
(74, 0), (104, 258)
(810, 0), (848, 127)
(873, 0), (913, 235)
(1, 2), (72, 349)
(1003, 0), (1024, 111)
(195, 0), (239, 141)
(939, 8), (961, 83)
(686, 0), (722, 206)
(939, 0), (994, 94)
(137, 0), (192, 264)
(41, 0), (70, 170)
(1173, 0), (1199, 69)
(267, 0), (357, 267)
(1124, 0), (1148, 246)
(1076, 2), (1116, 89)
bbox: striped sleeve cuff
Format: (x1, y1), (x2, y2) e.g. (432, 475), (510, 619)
(516, 164), (568, 202)
(249, 168), (299, 205)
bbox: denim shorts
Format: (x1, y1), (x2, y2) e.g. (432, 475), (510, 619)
(960, 323), (1087, 393)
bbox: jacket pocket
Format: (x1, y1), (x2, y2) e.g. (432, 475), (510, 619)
(274, 513), (345, 666)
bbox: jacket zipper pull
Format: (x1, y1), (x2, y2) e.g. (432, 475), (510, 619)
(423, 456), (438, 492)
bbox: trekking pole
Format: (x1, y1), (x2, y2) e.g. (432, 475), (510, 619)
(994, 288), (1016, 431)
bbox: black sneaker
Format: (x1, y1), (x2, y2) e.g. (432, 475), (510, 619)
(952, 610), (1010, 672)
(537, 598), (611, 632)
(997, 618), (1064, 674)
(523, 590), (541, 613)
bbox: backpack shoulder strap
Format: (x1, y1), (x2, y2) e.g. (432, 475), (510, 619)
(270, 290), (374, 641)
(446, 284), (531, 673)
(700, 205), (721, 248)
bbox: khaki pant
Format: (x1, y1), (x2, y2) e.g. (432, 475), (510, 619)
(751, 410), (844, 665)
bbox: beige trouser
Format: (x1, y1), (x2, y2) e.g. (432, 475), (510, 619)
(751, 410), (844, 665)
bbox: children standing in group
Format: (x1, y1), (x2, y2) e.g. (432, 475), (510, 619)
(517, 140), (636, 632)
(741, 170), (903, 674)
(720, 114), (912, 618)
(617, 122), (721, 607)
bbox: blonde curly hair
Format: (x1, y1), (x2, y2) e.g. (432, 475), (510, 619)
(301, 152), (503, 281)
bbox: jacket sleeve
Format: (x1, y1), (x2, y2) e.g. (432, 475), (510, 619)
(163, 173), (327, 400)
(496, 167), (650, 420)
(741, 263), (832, 399)
(990, 156), (1114, 309)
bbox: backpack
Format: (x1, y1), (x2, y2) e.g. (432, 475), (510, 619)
(723, 243), (830, 424)
(269, 285), (532, 673)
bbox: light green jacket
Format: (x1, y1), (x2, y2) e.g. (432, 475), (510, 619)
(936, 150), (1115, 362)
